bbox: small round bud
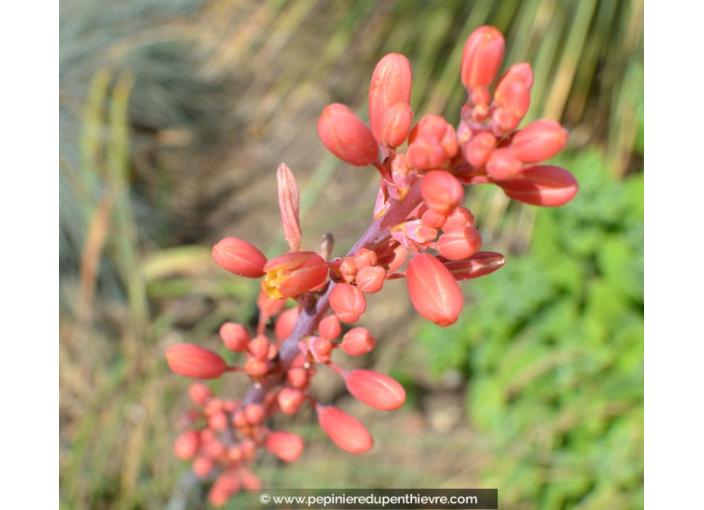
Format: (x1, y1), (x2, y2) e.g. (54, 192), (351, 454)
(340, 327), (376, 356)
(174, 431), (200, 460)
(219, 322), (249, 352)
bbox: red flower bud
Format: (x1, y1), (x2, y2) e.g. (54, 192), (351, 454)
(244, 403), (266, 425)
(341, 327), (376, 356)
(344, 369), (406, 410)
(339, 257), (358, 284)
(277, 162), (302, 252)
(188, 383), (212, 406)
(486, 147), (523, 181)
(318, 314), (342, 341)
(262, 251), (328, 299)
(443, 251), (506, 280)
(278, 387), (305, 414)
(421, 170), (465, 215)
(265, 430), (305, 462)
(286, 367), (309, 389)
(497, 165), (578, 207)
(420, 208), (447, 229)
(510, 119), (568, 164)
(443, 206), (475, 230)
(257, 291), (286, 317)
(369, 53), (413, 143)
(496, 63), (534, 91)
(329, 283), (367, 323)
(212, 237), (267, 278)
(248, 335), (271, 360)
(208, 411), (228, 431)
(192, 456), (215, 478)
(316, 405), (374, 454)
(436, 226), (483, 261)
(318, 103), (379, 166)
(275, 306), (299, 341)
(460, 26), (505, 89)
(407, 253), (463, 327)
(353, 248), (378, 270)
(244, 357), (270, 377)
(356, 266), (386, 293)
(492, 76), (531, 136)
(407, 116), (458, 170)
(463, 132), (496, 169)
(219, 322), (249, 352)
(166, 344), (228, 379)
(379, 103), (414, 148)
(174, 430), (200, 460)
(310, 337), (333, 363)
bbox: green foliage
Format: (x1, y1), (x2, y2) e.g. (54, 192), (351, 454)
(418, 150), (643, 509)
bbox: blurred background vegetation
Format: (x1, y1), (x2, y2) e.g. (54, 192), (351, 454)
(59, 0), (643, 509)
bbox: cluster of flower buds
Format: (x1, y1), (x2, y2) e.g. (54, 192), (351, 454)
(166, 25), (578, 506)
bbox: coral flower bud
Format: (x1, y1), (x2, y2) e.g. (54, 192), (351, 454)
(278, 387), (305, 414)
(339, 257), (358, 284)
(496, 62), (534, 91)
(407, 253), (463, 327)
(192, 456), (215, 478)
(316, 405), (374, 454)
(166, 344), (228, 379)
(329, 283), (367, 323)
(188, 383), (212, 406)
(345, 369), (406, 411)
(421, 208), (447, 229)
(265, 430), (305, 462)
(319, 314), (342, 341)
(341, 327), (376, 356)
(464, 132), (496, 169)
(248, 335), (271, 360)
(310, 337), (334, 363)
(287, 367), (309, 389)
(356, 266), (386, 293)
(212, 237), (267, 278)
(244, 403), (266, 425)
(369, 53), (413, 143)
(379, 103), (414, 148)
(318, 103), (379, 166)
(275, 306), (299, 341)
(262, 251), (328, 299)
(510, 119), (569, 164)
(174, 430), (200, 460)
(353, 248), (378, 270)
(486, 147), (523, 181)
(421, 170), (465, 215)
(444, 206), (475, 230)
(257, 291), (286, 317)
(460, 26), (505, 89)
(219, 322), (250, 352)
(492, 77), (531, 136)
(407, 116), (459, 170)
(442, 251), (506, 280)
(240, 470), (262, 491)
(436, 226), (483, 261)
(245, 357), (270, 377)
(208, 411), (228, 431)
(497, 165), (578, 207)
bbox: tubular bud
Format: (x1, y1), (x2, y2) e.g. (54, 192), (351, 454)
(379, 103), (414, 148)
(341, 327), (376, 356)
(460, 26), (505, 89)
(166, 344), (228, 379)
(510, 119), (568, 164)
(329, 283), (367, 323)
(407, 253), (463, 327)
(174, 430), (200, 460)
(442, 251), (506, 280)
(421, 170), (465, 215)
(262, 251), (328, 299)
(318, 314), (342, 341)
(212, 237), (267, 278)
(277, 163), (302, 252)
(486, 148), (523, 181)
(265, 430), (305, 462)
(444, 206), (475, 230)
(436, 226), (483, 261)
(318, 103), (379, 166)
(344, 369), (406, 410)
(219, 322), (250, 352)
(497, 165), (579, 207)
(275, 307), (300, 341)
(369, 53), (413, 143)
(316, 405), (374, 454)
(463, 132), (496, 169)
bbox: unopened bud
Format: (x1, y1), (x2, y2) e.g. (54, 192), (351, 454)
(460, 26), (505, 89)
(188, 383), (212, 406)
(212, 237), (267, 278)
(421, 170), (465, 215)
(310, 337), (333, 363)
(318, 103), (379, 166)
(353, 248), (378, 270)
(369, 53), (413, 143)
(444, 206), (475, 230)
(406, 115), (459, 170)
(442, 251), (506, 280)
(510, 119), (568, 164)
(219, 322), (249, 352)
(318, 314), (342, 341)
(316, 405), (374, 454)
(192, 456), (215, 478)
(244, 404), (266, 425)
(265, 430), (305, 462)
(436, 226), (483, 261)
(407, 253), (463, 327)
(329, 283), (367, 323)
(463, 132), (496, 169)
(248, 335), (271, 361)
(275, 307), (300, 341)
(486, 147), (523, 181)
(174, 430), (200, 460)
(341, 327), (376, 356)
(497, 165), (578, 207)
(277, 162), (302, 252)
(166, 344), (228, 379)
(356, 266), (386, 293)
(379, 103), (414, 148)
(278, 387), (305, 414)
(344, 369), (406, 410)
